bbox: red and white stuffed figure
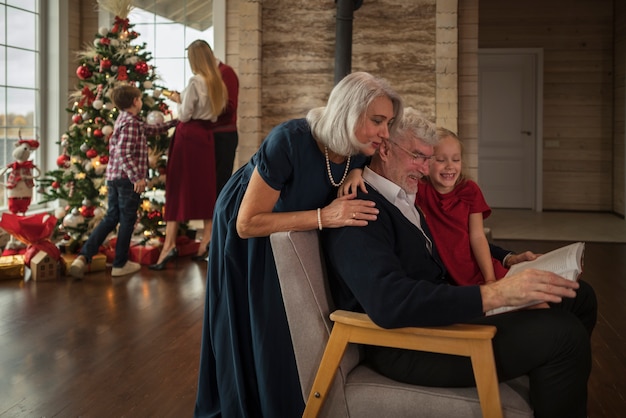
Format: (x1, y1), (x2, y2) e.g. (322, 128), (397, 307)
(1, 138), (41, 215)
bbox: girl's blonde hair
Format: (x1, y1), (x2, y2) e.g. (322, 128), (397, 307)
(187, 40), (228, 116)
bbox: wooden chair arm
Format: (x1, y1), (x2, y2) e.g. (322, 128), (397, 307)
(304, 310), (503, 418)
(330, 310), (497, 339)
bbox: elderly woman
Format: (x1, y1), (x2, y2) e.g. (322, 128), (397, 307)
(194, 72), (403, 418)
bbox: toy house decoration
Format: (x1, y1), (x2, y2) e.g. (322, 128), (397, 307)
(30, 250), (60, 281)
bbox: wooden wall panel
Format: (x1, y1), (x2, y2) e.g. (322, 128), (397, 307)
(479, 0), (614, 211)
(615, 2), (626, 216)
(261, 0), (437, 140)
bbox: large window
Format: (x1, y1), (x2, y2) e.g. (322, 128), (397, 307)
(0, 0), (40, 210)
(128, 1), (214, 98)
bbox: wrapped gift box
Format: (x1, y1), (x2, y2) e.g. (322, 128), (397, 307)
(129, 243), (160, 265)
(176, 236), (200, 257)
(0, 254), (25, 280)
(61, 253), (106, 276)
(101, 237), (117, 263)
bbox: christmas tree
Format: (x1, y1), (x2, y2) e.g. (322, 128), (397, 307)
(38, 1), (173, 251)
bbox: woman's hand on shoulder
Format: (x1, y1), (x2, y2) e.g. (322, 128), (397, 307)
(320, 195), (378, 228)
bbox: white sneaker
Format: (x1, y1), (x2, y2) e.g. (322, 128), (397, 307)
(111, 260), (141, 277)
(69, 256), (86, 279)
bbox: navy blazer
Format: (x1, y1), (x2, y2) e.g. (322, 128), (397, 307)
(322, 185), (486, 328)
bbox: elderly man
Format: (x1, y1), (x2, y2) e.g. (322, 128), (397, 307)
(322, 108), (596, 418)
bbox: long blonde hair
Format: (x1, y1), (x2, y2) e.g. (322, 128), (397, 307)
(187, 40), (228, 115)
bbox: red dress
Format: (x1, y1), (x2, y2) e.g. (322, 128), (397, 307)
(417, 179), (508, 285)
(164, 120), (216, 221)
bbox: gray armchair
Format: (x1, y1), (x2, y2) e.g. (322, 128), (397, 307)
(270, 230), (533, 418)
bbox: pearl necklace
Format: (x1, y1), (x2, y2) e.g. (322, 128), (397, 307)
(324, 145), (351, 187)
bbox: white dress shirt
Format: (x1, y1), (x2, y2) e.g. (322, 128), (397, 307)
(363, 166), (433, 252)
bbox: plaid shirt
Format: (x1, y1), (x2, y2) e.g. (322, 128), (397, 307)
(106, 110), (177, 183)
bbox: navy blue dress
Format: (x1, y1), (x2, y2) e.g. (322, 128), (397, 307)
(194, 118), (367, 418)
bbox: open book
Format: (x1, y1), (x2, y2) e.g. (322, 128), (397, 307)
(486, 242), (585, 316)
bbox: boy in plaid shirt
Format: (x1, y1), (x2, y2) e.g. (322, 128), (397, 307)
(69, 85), (178, 278)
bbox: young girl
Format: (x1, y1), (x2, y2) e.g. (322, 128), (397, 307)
(417, 128), (508, 285)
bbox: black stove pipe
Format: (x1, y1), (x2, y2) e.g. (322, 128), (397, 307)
(334, 0), (363, 85)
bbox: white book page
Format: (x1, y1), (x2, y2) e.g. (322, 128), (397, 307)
(486, 242), (585, 316)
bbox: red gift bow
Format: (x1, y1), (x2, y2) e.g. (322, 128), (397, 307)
(112, 16), (129, 33)
(78, 86), (96, 107)
(0, 213), (61, 266)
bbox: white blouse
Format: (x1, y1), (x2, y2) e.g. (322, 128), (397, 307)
(177, 75), (218, 123)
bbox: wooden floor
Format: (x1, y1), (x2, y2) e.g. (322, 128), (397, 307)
(1, 240), (625, 417)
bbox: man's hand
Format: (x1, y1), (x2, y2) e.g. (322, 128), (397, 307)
(480, 268), (578, 313)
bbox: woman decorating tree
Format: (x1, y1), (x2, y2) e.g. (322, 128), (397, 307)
(150, 40), (228, 270)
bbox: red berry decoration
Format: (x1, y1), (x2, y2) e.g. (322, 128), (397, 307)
(86, 148), (98, 158)
(76, 64), (92, 80)
(72, 114), (82, 124)
(56, 154), (70, 167)
(99, 155), (109, 165)
(51, 181), (60, 189)
(93, 128), (103, 138)
(99, 37), (110, 46)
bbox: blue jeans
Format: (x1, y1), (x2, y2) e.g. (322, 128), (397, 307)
(80, 178), (140, 268)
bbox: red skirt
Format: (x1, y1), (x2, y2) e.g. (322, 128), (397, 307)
(164, 119), (217, 221)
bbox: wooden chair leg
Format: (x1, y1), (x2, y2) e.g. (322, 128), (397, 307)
(303, 323), (351, 418)
(469, 340), (503, 418)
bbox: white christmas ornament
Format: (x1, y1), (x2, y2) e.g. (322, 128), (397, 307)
(93, 207), (105, 219)
(102, 125), (113, 136)
(147, 111), (165, 125)
(54, 207), (67, 220)
(92, 99), (104, 110)
(63, 209), (85, 228)
(99, 27), (109, 36)
(153, 88), (162, 98)
(143, 80), (153, 89)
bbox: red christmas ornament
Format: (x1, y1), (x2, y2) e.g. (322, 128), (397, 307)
(56, 154), (70, 167)
(80, 205), (95, 218)
(72, 114), (82, 124)
(86, 148), (98, 159)
(51, 181), (60, 189)
(99, 37), (111, 46)
(99, 155), (109, 165)
(76, 64), (92, 80)
(93, 129), (103, 138)
(100, 58), (112, 71)
(117, 65), (128, 81)
(134, 61), (149, 75)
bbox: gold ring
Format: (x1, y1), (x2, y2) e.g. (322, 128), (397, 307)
(352, 212), (356, 219)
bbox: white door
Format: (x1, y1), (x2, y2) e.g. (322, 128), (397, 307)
(478, 50), (540, 209)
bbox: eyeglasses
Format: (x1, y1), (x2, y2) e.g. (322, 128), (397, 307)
(388, 140), (433, 163)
